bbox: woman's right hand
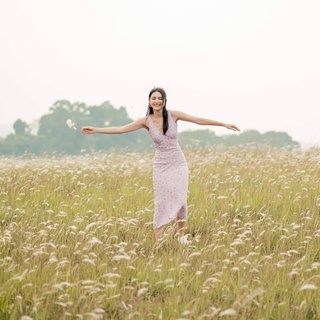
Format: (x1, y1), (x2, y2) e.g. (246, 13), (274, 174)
(81, 126), (96, 134)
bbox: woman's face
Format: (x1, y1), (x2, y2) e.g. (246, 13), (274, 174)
(149, 91), (164, 112)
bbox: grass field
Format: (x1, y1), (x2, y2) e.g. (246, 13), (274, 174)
(0, 146), (319, 319)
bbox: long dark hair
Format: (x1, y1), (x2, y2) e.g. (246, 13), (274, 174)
(146, 87), (168, 135)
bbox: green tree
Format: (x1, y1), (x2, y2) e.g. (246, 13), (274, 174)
(36, 100), (152, 154)
(13, 119), (29, 135)
(0, 101), (301, 155)
(179, 129), (223, 148)
(262, 131), (299, 147)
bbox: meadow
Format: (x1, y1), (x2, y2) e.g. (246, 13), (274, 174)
(0, 146), (319, 320)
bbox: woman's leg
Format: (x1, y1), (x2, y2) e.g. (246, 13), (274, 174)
(176, 218), (191, 244)
(154, 226), (164, 242)
(177, 218), (186, 237)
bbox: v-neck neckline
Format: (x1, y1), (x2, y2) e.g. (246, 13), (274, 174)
(149, 115), (164, 135)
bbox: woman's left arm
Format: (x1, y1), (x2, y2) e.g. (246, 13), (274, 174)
(171, 110), (240, 132)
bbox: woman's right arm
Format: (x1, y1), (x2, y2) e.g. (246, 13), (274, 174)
(82, 117), (147, 135)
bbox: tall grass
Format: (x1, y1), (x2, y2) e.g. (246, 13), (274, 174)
(0, 146), (319, 319)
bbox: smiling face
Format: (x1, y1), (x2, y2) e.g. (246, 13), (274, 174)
(147, 87), (168, 133)
(149, 91), (165, 112)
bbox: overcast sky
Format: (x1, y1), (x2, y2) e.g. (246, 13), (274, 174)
(0, 0), (319, 146)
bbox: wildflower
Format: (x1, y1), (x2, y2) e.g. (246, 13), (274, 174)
(219, 308), (237, 316)
(299, 284), (318, 291)
(66, 119), (77, 130)
(137, 288), (148, 297)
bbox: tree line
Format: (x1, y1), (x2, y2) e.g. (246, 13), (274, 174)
(0, 100), (299, 155)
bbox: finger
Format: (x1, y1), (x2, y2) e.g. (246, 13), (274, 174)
(232, 125), (240, 131)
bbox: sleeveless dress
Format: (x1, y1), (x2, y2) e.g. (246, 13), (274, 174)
(147, 111), (188, 229)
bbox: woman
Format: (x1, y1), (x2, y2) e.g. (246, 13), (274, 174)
(82, 87), (240, 244)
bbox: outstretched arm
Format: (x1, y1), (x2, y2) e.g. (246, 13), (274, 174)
(82, 117), (147, 135)
(172, 110), (240, 132)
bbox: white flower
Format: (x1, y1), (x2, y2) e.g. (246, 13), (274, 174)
(299, 284), (318, 291)
(66, 119), (77, 130)
(219, 308), (237, 316)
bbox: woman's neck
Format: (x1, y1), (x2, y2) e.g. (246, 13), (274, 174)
(153, 110), (162, 118)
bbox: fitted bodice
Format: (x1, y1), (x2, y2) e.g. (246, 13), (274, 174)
(147, 111), (180, 150)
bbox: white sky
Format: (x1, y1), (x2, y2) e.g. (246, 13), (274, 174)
(0, 0), (319, 145)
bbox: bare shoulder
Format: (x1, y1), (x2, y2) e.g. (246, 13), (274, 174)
(136, 116), (149, 129)
(169, 110), (184, 122)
